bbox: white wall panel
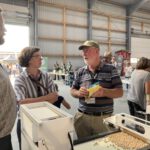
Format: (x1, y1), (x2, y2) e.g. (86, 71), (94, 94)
(93, 30), (108, 40)
(66, 27), (87, 40)
(66, 10), (87, 25)
(143, 23), (150, 33)
(0, 3), (28, 25)
(67, 42), (82, 56)
(131, 37), (150, 59)
(92, 15), (108, 27)
(39, 41), (63, 55)
(93, 1), (126, 17)
(134, 12), (150, 20)
(41, 0), (87, 9)
(38, 24), (63, 37)
(131, 11), (150, 35)
(132, 22), (142, 30)
(111, 32), (126, 42)
(38, 5), (63, 21)
(38, 0), (88, 69)
(37, 0), (126, 70)
(111, 18), (126, 31)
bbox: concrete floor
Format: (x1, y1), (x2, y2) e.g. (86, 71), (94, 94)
(11, 80), (129, 150)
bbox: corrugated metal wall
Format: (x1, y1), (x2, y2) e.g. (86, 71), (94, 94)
(0, 3), (29, 25)
(37, 0), (87, 69)
(36, 0), (127, 69)
(131, 37), (150, 59)
(1, 0), (150, 69)
(132, 11), (150, 33)
(131, 11), (150, 58)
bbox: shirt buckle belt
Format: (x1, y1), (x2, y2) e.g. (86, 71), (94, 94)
(78, 109), (112, 116)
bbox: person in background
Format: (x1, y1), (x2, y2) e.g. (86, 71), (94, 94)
(111, 56), (117, 67)
(124, 61), (133, 78)
(127, 57), (150, 119)
(67, 61), (73, 72)
(103, 51), (112, 64)
(6, 64), (11, 76)
(0, 8), (17, 150)
(145, 59), (150, 72)
(53, 62), (60, 80)
(124, 61), (133, 89)
(70, 40), (123, 138)
(14, 47), (59, 149)
(145, 60), (150, 114)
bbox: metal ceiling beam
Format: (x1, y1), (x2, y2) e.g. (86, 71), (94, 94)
(0, 0), (28, 7)
(126, 9), (131, 51)
(87, 0), (94, 40)
(127, 0), (149, 15)
(33, 0), (38, 45)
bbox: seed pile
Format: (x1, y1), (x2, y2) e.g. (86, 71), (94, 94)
(105, 132), (149, 150)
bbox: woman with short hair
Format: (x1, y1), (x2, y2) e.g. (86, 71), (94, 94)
(14, 46), (67, 150)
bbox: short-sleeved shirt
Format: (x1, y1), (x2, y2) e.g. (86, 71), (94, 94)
(14, 69), (57, 102)
(0, 65), (17, 138)
(72, 62), (122, 113)
(127, 69), (150, 110)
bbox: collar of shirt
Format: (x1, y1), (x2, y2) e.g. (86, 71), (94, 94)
(24, 68), (42, 80)
(85, 60), (104, 72)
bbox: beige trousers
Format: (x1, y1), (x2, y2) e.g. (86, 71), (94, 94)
(74, 111), (111, 139)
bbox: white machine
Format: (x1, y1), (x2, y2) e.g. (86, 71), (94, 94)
(73, 113), (150, 150)
(20, 102), (75, 150)
(21, 102), (150, 150)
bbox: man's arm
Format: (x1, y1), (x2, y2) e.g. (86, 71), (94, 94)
(103, 88), (123, 98)
(70, 88), (80, 98)
(92, 87), (123, 99)
(70, 87), (89, 98)
(18, 92), (58, 105)
(62, 100), (71, 109)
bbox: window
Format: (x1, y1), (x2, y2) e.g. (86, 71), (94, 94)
(0, 24), (29, 52)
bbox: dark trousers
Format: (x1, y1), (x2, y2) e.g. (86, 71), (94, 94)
(128, 101), (145, 118)
(17, 119), (21, 150)
(0, 134), (13, 150)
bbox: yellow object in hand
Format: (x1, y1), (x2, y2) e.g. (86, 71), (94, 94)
(87, 85), (101, 97)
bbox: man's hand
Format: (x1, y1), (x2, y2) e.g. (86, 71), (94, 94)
(91, 87), (105, 97)
(78, 87), (89, 98)
(91, 88), (123, 98)
(46, 92), (58, 103)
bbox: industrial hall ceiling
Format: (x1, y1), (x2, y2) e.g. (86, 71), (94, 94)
(1, 0), (150, 13)
(98, 0), (150, 13)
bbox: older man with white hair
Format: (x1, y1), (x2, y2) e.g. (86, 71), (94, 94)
(71, 40), (123, 138)
(0, 8), (17, 150)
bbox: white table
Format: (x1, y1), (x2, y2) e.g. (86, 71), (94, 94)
(48, 71), (68, 80)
